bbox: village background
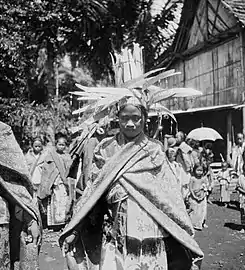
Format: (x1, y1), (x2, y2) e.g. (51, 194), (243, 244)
(1, 0), (245, 269)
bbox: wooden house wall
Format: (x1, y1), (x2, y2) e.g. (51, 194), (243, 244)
(162, 37), (243, 110)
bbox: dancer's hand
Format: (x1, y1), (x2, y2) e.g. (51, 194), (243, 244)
(28, 220), (41, 246)
(62, 231), (78, 257)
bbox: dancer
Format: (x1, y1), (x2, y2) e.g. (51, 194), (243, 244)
(59, 98), (203, 270)
(0, 121), (41, 269)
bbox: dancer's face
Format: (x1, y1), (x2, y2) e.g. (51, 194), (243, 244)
(119, 105), (144, 139)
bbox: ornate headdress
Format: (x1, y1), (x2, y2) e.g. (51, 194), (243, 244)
(72, 68), (201, 124)
(70, 44), (202, 136)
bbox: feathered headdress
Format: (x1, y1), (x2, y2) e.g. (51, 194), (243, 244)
(70, 44), (202, 132)
(72, 69), (201, 122)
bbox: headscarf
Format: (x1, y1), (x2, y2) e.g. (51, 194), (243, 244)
(117, 96), (148, 120)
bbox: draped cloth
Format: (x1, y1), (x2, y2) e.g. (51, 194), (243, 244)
(230, 144), (245, 175)
(217, 169), (233, 203)
(0, 121), (41, 270)
(59, 133), (203, 269)
(25, 149), (46, 195)
(25, 149), (46, 182)
(188, 176), (209, 231)
(38, 149), (72, 226)
(237, 175), (245, 226)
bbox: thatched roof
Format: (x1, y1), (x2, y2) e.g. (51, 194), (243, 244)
(222, 0), (245, 25)
(156, 0), (245, 68)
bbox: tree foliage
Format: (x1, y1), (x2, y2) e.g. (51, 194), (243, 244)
(127, 0), (182, 71)
(0, 0), (182, 101)
(0, 97), (75, 151)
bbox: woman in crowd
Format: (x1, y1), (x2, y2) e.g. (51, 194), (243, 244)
(200, 151), (214, 204)
(25, 137), (46, 195)
(59, 98), (203, 270)
(175, 132), (195, 200)
(38, 133), (72, 229)
(0, 121), (41, 270)
(166, 143), (189, 201)
(188, 139), (202, 165)
(79, 127), (105, 192)
(236, 164), (245, 233)
(230, 133), (245, 175)
(188, 163), (209, 231)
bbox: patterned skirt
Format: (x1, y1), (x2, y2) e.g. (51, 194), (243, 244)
(47, 181), (69, 226)
(100, 197), (169, 270)
(0, 224), (10, 270)
(189, 195), (207, 230)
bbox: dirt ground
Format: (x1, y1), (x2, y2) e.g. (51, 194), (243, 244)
(39, 193), (245, 270)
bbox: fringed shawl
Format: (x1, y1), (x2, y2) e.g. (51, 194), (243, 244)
(60, 132), (203, 262)
(0, 122), (39, 222)
(0, 121), (41, 269)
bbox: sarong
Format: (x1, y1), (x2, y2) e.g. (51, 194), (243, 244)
(0, 225), (10, 270)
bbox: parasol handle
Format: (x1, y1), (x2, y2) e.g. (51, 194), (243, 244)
(232, 125), (235, 146)
(220, 153), (225, 162)
(153, 114), (163, 139)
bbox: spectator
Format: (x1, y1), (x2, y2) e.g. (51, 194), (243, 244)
(229, 133), (245, 175)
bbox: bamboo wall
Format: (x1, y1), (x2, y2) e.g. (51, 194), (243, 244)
(162, 37), (244, 111)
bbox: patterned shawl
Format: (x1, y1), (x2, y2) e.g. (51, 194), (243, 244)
(38, 148), (72, 200)
(0, 121), (39, 222)
(60, 132), (203, 263)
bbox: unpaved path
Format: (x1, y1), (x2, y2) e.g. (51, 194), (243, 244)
(39, 196), (245, 269)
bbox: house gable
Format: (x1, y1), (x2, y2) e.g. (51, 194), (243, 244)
(188, 0), (238, 49)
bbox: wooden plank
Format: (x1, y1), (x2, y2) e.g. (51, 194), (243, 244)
(206, 0), (209, 39)
(240, 30), (245, 89)
(240, 30), (245, 134)
(165, 36), (243, 111)
(209, 0), (237, 30)
(211, 0), (221, 35)
(227, 111), (232, 160)
(212, 47), (219, 104)
(188, 0), (206, 48)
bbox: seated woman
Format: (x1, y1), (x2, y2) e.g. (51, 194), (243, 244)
(0, 121), (41, 270)
(59, 98), (203, 270)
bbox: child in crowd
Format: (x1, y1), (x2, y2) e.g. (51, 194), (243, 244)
(217, 162), (236, 207)
(38, 133), (73, 229)
(200, 152), (214, 204)
(236, 164), (245, 233)
(188, 163), (209, 230)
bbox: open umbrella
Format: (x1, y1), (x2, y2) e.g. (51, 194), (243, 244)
(187, 127), (223, 141)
